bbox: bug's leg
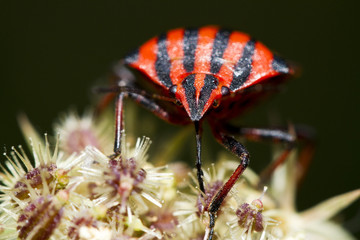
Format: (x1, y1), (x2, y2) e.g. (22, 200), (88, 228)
(97, 84), (190, 156)
(204, 212), (216, 240)
(107, 62), (136, 156)
(111, 90), (191, 156)
(195, 121), (205, 194)
(223, 124), (315, 185)
(113, 92), (125, 155)
(205, 123), (250, 240)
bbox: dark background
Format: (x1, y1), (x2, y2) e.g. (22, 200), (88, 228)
(1, 0), (359, 237)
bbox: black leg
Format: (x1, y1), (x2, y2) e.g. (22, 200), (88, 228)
(194, 121), (205, 194)
(224, 125), (295, 143)
(206, 213), (216, 240)
(222, 124), (315, 185)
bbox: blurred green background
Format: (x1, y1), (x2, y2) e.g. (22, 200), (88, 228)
(1, 0), (359, 237)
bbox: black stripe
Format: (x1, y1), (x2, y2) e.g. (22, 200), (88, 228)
(272, 54), (289, 74)
(183, 29), (198, 72)
(230, 39), (256, 91)
(124, 48), (139, 65)
(155, 33), (172, 88)
(210, 30), (231, 74)
(198, 75), (218, 111)
(182, 74), (197, 120)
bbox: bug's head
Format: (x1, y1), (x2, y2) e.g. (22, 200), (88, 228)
(170, 73), (228, 121)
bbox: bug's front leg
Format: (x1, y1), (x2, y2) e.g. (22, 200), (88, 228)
(112, 90), (190, 156)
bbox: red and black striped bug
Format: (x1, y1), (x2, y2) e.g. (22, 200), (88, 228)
(99, 26), (302, 240)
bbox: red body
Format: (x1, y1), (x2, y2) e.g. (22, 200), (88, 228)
(124, 26), (293, 122)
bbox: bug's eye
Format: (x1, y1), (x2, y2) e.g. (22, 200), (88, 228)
(212, 99), (220, 108)
(169, 85), (177, 97)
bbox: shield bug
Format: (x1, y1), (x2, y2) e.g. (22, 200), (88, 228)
(99, 26), (302, 240)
